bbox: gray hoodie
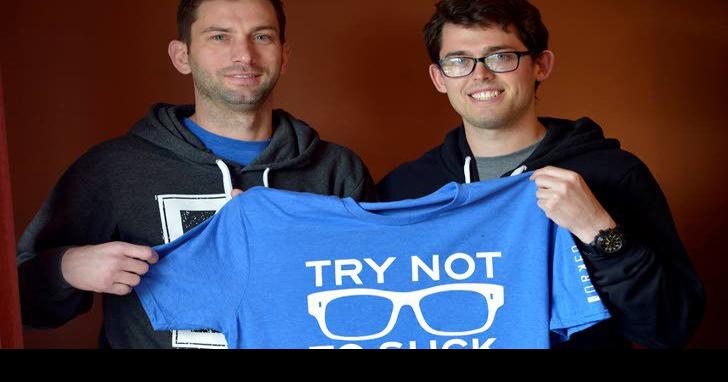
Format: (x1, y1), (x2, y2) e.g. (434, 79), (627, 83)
(16, 103), (377, 348)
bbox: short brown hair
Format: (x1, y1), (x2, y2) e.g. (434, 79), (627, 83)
(177, 0), (287, 45)
(424, 0), (548, 64)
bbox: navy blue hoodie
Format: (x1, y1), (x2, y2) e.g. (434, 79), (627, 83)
(378, 117), (705, 348)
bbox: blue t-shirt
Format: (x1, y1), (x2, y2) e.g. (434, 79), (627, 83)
(183, 118), (270, 166)
(135, 173), (611, 349)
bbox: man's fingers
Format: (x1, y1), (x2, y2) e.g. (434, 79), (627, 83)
(149, 251), (159, 264)
(536, 189), (557, 200)
(109, 242), (159, 264)
(532, 174), (562, 191)
(108, 283), (133, 296)
(122, 258), (151, 276)
(114, 271), (142, 288)
(531, 166), (558, 179)
(532, 166), (579, 182)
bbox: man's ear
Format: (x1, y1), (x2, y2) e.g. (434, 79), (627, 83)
(429, 64), (448, 94)
(168, 40), (192, 75)
(280, 43), (291, 75)
(534, 50), (555, 82)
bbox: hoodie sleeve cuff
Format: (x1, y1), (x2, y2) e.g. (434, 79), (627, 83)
(39, 246), (78, 296)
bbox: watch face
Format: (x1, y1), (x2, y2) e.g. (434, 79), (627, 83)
(599, 230), (624, 254)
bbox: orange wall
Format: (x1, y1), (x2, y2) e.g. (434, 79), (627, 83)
(1, 0), (726, 348)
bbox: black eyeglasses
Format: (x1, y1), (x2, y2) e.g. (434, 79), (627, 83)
(438, 51), (531, 78)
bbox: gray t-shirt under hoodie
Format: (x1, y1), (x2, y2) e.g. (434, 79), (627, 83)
(476, 138), (543, 181)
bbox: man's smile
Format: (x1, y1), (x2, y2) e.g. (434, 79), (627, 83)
(467, 88), (505, 103)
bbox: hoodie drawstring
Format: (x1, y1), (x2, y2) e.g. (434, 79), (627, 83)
(216, 160), (272, 198)
(510, 165), (528, 176)
(263, 168), (271, 189)
(464, 156), (528, 183)
(464, 156), (472, 184)
(216, 159), (234, 201)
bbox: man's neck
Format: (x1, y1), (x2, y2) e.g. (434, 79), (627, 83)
(465, 115), (545, 158)
(190, 98), (274, 142)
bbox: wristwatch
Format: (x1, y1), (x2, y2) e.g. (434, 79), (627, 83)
(586, 226), (626, 256)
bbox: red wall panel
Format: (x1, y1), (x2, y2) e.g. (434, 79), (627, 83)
(0, 71), (24, 349)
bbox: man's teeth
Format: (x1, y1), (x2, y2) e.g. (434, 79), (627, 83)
(233, 74), (257, 78)
(470, 90), (503, 101)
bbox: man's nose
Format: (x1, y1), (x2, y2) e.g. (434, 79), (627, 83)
(471, 59), (496, 81)
(230, 38), (255, 65)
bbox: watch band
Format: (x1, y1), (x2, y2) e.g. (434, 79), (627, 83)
(588, 225), (626, 256)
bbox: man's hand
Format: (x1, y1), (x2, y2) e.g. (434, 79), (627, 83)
(61, 242), (159, 296)
(530, 166), (616, 244)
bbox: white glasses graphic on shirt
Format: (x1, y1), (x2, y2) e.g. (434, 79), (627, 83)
(307, 283), (504, 341)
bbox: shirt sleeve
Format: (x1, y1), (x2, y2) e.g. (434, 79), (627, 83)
(135, 196), (250, 335)
(16, 149), (115, 328)
(549, 224), (612, 342)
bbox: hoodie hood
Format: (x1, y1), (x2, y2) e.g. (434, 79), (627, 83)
(440, 117), (622, 183)
(128, 103), (322, 172)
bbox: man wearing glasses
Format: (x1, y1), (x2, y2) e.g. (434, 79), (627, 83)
(377, 0), (705, 348)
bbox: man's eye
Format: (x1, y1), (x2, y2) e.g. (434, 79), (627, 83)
(211, 34), (227, 41)
(254, 34), (273, 42)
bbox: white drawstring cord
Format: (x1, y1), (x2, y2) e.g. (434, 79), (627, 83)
(463, 156), (472, 184)
(510, 165), (528, 176)
(263, 168), (271, 188)
(465, 156), (527, 183)
(215, 159), (233, 201)
(216, 159), (272, 197)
